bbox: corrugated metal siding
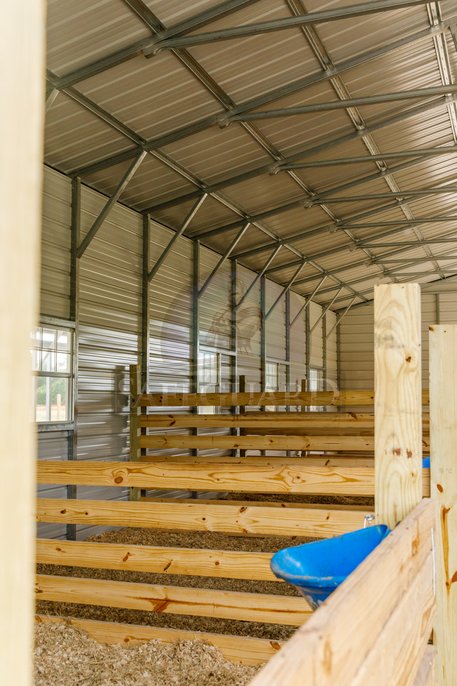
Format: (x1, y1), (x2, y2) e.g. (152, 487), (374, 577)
(339, 291), (451, 390)
(309, 301), (323, 370)
(40, 166), (71, 319)
(149, 220), (193, 393)
(199, 245), (231, 351)
(289, 292), (306, 391)
(236, 265), (261, 388)
(265, 281), (286, 363)
(326, 311), (338, 391)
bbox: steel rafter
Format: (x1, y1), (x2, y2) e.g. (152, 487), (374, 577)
(326, 298), (357, 336)
(265, 263), (306, 319)
(76, 151), (146, 258)
(289, 275), (328, 326)
(67, 23), (450, 178)
(198, 223), (251, 298)
(235, 246), (282, 310)
(144, 1), (432, 52)
(143, 95), (449, 214)
(224, 85), (457, 122)
(275, 146), (457, 170)
(148, 195), (208, 282)
(51, 0), (261, 91)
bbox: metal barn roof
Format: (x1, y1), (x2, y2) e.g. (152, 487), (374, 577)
(45, 0), (457, 310)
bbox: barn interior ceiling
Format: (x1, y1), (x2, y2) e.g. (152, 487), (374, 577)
(45, 0), (457, 310)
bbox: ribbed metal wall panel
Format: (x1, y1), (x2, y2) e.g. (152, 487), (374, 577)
(289, 291), (306, 391)
(309, 301), (323, 370)
(339, 291), (450, 390)
(149, 221), (193, 393)
(236, 265), (261, 388)
(326, 311), (338, 391)
(199, 245), (231, 351)
(40, 166), (71, 318)
(265, 281), (286, 362)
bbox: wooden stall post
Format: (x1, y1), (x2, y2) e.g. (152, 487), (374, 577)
(0, 3), (45, 684)
(429, 325), (457, 686)
(129, 364), (141, 500)
(239, 374), (246, 456)
(374, 284), (422, 529)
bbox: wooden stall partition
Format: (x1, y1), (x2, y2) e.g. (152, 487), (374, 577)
(249, 500), (435, 686)
(429, 325), (457, 686)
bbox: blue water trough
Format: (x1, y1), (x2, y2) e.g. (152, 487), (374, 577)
(271, 524), (390, 610)
(423, 456), (430, 468)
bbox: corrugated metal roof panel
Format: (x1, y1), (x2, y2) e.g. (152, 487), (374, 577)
(47, 0), (149, 75)
(76, 53), (222, 141)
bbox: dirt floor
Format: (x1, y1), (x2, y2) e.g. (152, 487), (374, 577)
(35, 621), (258, 686)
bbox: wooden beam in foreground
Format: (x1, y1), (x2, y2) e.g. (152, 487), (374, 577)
(250, 499), (434, 686)
(1, 3), (45, 686)
(36, 498), (370, 538)
(429, 325), (457, 686)
(36, 574), (311, 625)
(411, 646), (436, 686)
(375, 283), (423, 529)
(36, 538), (278, 581)
(36, 615), (282, 666)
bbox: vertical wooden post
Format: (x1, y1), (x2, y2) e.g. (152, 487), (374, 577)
(0, 3), (45, 684)
(239, 374), (246, 457)
(429, 325), (457, 686)
(374, 284), (422, 529)
(129, 364), (141, 500)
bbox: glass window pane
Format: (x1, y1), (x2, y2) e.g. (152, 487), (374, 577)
(41, 350), (56, 372)
(31, 349), (41, 372)
(57, 330), (71, 351)
(50, 378), (69, 421)
(42, 328), (56, 350)
(56, 352), (70, 373)
(35, 377), (48, 422)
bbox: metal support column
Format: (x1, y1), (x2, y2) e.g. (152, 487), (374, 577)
(140, 214), (150, 495)
(260, 275), (266, 392)
(230, 258), (238, 455)
(191, 240), (200, 495)
(322, 311), (327, 392)
(67, 176), (81, 541)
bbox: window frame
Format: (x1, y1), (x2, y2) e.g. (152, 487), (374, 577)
(33, 316), (76, 432)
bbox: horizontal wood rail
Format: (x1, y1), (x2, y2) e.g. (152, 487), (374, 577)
(139, 412), (430, 431)
(36, 574), (311, 625)
(139, 412), (377, 428)
(37, 459), (430, 496)
(138, 434), (376, 451)
(36, 538), (278, 581)
(136, 390), (430, 408)
(37, 498), (372, 538)
(138, 390), (376, 407)
(250, 499), (435, 686)
(36, 615), (282, 666)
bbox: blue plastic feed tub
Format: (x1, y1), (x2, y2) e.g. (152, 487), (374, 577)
(423, 456), (430, 468)
(271, 525), (390, 610)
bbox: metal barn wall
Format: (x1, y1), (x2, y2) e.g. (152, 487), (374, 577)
(236, 264), (261, 388)
(339, 286), (457, 390)
(38, 165), (335, 538)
